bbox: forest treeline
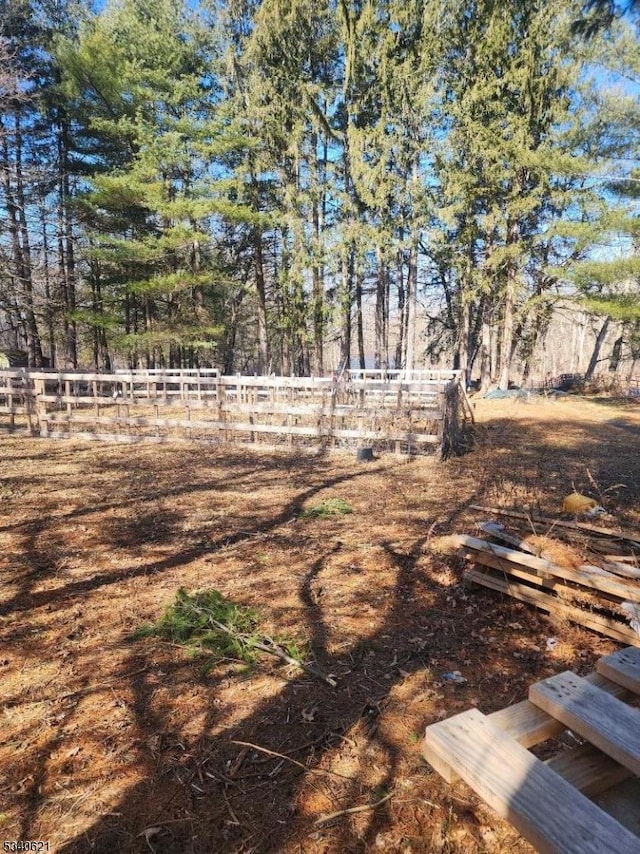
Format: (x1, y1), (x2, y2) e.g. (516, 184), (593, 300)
(0, 0), (638, 385)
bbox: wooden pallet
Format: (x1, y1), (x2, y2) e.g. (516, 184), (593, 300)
(450, 533), (640, 645)
(423, 646), (640, 853)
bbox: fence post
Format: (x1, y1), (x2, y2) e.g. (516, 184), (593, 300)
(34, 377), (47, 437)
(7, 375), (14, 431)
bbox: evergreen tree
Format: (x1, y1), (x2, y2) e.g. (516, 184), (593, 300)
(60, 0), (252, 368)
(431, 0), (599, 388)
(562, 13), (640, 375)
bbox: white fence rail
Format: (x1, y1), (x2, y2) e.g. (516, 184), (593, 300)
(0, 369), (469, 455)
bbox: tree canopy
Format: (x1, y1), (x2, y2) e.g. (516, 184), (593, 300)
(0, 0), (638, 385)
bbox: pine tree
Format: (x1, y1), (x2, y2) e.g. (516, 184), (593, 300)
(60, 0), (252, 368)
(239, 0), (340, 375)
(431, 0), (599, 388)
(561, 13), (640, 375)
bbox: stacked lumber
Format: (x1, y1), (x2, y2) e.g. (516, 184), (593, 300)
(423, 646), (640, 853)
(451, 508), (640, 645)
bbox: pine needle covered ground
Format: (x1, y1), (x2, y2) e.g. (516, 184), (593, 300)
(1, 395), (639, 853)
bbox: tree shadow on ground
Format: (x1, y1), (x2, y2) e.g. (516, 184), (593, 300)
(4, 407), (639, 854)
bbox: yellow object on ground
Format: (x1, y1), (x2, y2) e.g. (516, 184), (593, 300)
(562, 492), (605, 517)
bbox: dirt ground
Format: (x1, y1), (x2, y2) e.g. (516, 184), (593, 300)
(1, 394), (639, 854)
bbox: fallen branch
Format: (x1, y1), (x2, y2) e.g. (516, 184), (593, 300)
(230, 740), (352, 779)
(253, 635), (337, 687)
(231, 740), (311, 772)
(189, 603), (337, 687)
(314, 792), (394, 825)
(222, 787), (241, 826)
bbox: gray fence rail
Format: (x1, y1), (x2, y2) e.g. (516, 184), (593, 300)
(0, 369), (470, 455)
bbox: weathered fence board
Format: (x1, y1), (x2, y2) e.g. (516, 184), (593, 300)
(0, 368), (471, 455)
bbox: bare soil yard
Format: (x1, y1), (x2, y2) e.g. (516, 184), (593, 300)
(1, 394), (639, 853)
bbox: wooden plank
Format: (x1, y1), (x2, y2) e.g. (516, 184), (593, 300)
(428, 666), (633, 785)
(469, 505), (640, 547)
(529, 672), (640, 776)
(465, 569), (640, 645)
(488, 700), (567, 749)
(0, 426), (31, 436)
(455, 534), (640, 602)
(423, 708), (640, 854)
(39, 398), (443, 421)
(546, 742), (632, 797)
(41, 413), (441, 444)
(602, 562), (640, 581)
(477, 522), (538, 554)
(42, 414), (220, 430)
(597, 647), (640, 696)
(489, 670), (631, 745)
(0, 405), (31, 414)
(462, 550), (622, 609)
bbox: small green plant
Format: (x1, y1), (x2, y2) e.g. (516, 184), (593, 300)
(300, 497), (353, 519)
(132, 587), (261, 664)
(133, 588), (313, 678)
(275, 636), (308, 661)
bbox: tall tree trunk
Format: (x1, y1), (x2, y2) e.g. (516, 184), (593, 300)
(584, 316), (610, 381)
(374, 250), (388, 370)
(356, 267), (365, 370)
(404, 240), (418, 372)
(1, 113), (43, 367)
(404, 156), (421, 374)
(15, 113), (44, 367)
(340, 245), (354, 372)
(311, 128), (325, 375)
(94, 272), (111, 371)
(479, 298), (493, 392)
(251, 173), (269, 374)
(57, 114), (77, 368)
(498, 218), (520, 389)
(395, 243), (405, 371)
(39, 188), (55, 367)
(609, 336), (623, 374)
(456, 298), (470, 381)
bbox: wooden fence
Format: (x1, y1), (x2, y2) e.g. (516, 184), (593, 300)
(0, 368), (472, 455)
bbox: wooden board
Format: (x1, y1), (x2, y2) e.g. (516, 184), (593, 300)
(469, 504), (640, 547)
(465, 568), (640, 645)
(545, 742), (632, 798)
(597, 647), (640, 695)
(423, 707), (640, 854)
(424, 665), (633, 785)
(42, 416), (441, 444)
(477, 522), (538, 554)
(455, 534), (640, 602)
(462, 551), (622, 610)
(529, 672), (640, 776)
(488, 670), (631, 748)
